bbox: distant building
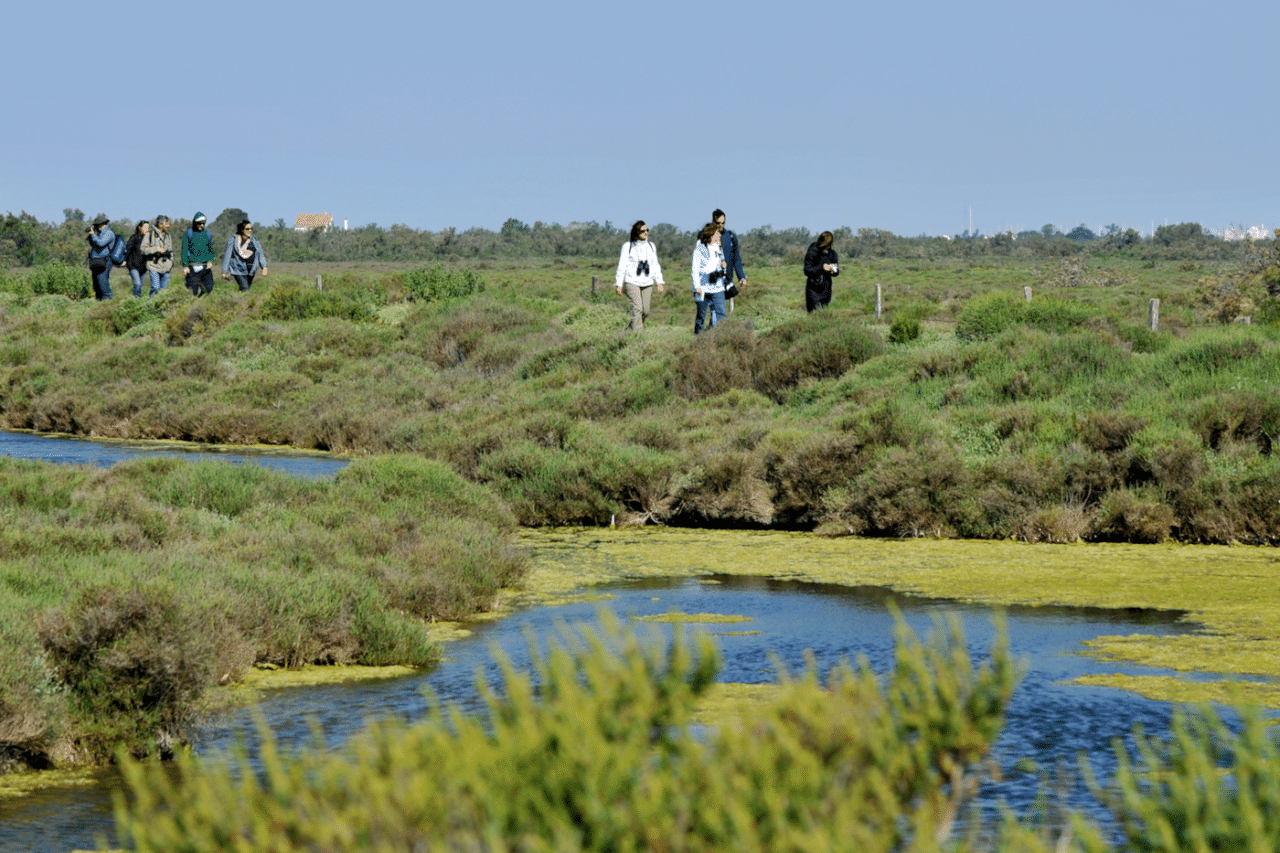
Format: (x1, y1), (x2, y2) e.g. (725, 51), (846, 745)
(294, 213), (334, 232)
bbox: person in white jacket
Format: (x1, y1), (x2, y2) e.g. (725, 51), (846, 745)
(691, 222), (728, 334)
(614, 221), (666, 331)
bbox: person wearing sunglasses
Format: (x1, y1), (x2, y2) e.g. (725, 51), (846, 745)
(221, 219), (270, 291)
(614, 220), (666, 331)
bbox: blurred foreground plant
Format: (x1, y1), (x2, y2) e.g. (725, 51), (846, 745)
(115, 611), (1022, 852)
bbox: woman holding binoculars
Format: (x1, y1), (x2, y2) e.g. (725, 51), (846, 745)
(691, 222), (728, 334)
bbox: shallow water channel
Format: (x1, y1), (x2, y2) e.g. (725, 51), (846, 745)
(0, 428), (348, 479)
(0, 431), (1226, 851)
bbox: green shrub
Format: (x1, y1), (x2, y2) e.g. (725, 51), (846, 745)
(403, 264), (485, 303)
(0, 268), (30, 297)
(672, 320), (760, 401)
(1259, 296), (1280, 327)
(141, 458), (273, 518)
(887, 315), (921, 343)
(36, 584), (224, 761)
(26, 262), (90, 299)
(258, 283), (376, 321)
(956, 292), (1094, 341)
(755, 314), (884, 402)
(106, 293), (166, 335)
(1100, 704), (1280, 853)
(1091, 489), (1175, 543)
(955, 292), (1025, 341)
(114, 613), (1021, 853)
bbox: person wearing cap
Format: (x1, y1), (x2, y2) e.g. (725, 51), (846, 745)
(86, 215), (116, 300)
(182, 212), (217, 296)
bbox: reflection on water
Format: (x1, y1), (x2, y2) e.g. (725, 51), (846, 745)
(0, 429), (347, 479)
(2, 574), (1202, 852)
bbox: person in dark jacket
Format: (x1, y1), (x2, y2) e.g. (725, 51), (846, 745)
(803, 231), (839, 312)
(712, 209), (746, 307)
(86, 215), (116, 300)
(182, 212), (217, 296)
(221, 219), (269, 291)
(125, 220), (151, 298)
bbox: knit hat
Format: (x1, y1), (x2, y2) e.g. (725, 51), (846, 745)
(92, 215), (110, 226)
(193, 212), (207, 222)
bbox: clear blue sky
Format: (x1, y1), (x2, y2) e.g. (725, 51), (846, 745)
(6, 0), (1276, 238)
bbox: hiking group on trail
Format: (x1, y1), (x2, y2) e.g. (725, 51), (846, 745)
(86, 211), (268, 300)
(616, 207), (839, 332)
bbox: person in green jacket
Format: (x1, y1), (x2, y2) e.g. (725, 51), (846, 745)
(181, 212), (217, 296)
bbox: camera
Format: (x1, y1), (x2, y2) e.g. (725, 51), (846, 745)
(636, 260), (650, 276)
(708, 269), (723, 283)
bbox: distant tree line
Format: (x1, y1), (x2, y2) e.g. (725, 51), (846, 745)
(0, 207), (1265, 270)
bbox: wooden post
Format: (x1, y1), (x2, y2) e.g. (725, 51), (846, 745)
(1023, 286), (1032, 302)
(591, 275), (599, 295)
(1148, 298), (1159, 332)
(315, 274), (323, 291)
(875, 283), (883, 320)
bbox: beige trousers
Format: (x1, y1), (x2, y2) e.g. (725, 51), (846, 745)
(624, 282), (654, 331)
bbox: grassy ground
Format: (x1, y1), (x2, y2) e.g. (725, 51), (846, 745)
(0, 252), (1276, 768)
(0, 453), (525, 770)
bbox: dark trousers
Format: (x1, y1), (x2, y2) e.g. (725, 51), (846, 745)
(90, 263), (113, 300)
(232, 273), (255, 292)
(185, 266), (215, 296)
(805, 281), (832, 313)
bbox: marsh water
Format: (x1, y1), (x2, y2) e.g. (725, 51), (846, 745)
(0, 428), (348, 479)
(0, 431), (1226, 851)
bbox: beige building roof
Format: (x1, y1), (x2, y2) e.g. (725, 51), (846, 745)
(293, 213), (334, 231)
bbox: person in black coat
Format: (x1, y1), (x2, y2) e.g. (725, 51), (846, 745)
(803, 231), (839, 312)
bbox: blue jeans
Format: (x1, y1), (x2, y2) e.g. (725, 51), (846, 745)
(129, 268), (147, 298)
(148, 269), (170, 296)
(92, 265), (113, 300)
(693, 291), (727, 334)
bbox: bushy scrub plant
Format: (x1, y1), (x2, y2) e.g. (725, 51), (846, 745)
(755, 313), (885, 403)
(163, 290), (239, 344)
(113, 613), (1025, 853)
(670, 319), (761, 401)
(402, 263), (485, 303)
(955, 291), (1095, 341)
(824, 440), (970, 537)
(25, 262), (89, 299)
(1096, 704), (1280, 853)
(402, 298), (542, 372)
(0, 269), (29, 298)
(888, 314), (922, 343)
(477, 434), (639, 525)
(36, 584), (225, 762)
(0, 453), (527, 768)
(955, 292), (1025, 341)
(257, 282), (377, 322)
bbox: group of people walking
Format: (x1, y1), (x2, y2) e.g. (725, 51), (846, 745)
(614, 209), (839, 332)
(85, 212), (269, 300)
